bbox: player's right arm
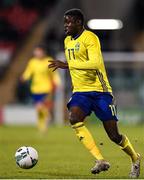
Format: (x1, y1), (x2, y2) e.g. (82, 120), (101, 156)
(21, 60), (33, 82)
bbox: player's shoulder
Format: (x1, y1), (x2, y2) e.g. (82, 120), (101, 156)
(27, 57), (36, 65)
(83, 30), (99, 40)
(83, 30), (95, 36)
(64, 36), (71, 44)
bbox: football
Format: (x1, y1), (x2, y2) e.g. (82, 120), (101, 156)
(15, 146), (38, 169)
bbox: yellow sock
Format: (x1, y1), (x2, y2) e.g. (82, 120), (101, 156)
(37, 108), (48, 133)
(72, 122), (104, 160)
(119, 135), (138, 162)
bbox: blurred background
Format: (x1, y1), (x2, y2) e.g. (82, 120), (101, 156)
(0, 0), (144, 126)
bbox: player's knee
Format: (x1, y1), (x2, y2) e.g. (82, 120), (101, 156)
(69, 112), (80, 125)
(69, 116), (79, 125)
(36, 103), (44, 112)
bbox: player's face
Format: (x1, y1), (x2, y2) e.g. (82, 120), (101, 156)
(64, 15), (78, 36)
(33, 48), (46, 59)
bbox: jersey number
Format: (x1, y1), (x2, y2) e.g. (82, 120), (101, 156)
(68, 49), (75, 60)
(109, 104), (117, 116)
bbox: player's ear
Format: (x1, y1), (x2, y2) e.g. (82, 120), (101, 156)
(76, 19), (82, 26)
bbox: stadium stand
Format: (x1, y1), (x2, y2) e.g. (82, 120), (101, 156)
(0, 0), (58, 105)
(0, 0), (58, 79)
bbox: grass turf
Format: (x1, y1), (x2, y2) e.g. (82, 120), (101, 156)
(0, 123), (144, 179)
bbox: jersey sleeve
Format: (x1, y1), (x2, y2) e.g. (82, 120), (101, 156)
(22, 60), (33, 80)
(69, 33), (102, 70)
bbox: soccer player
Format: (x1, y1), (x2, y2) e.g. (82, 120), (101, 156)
(21, 44), (61, 133)
(48, 9), (141, 178)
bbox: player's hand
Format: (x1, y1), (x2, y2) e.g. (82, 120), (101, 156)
(19, 76), (25, 82)
(48, 60), (68, 71)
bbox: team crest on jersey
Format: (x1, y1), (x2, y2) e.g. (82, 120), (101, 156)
(75, 42), (80, 52)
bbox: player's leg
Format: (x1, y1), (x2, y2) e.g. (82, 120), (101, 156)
(103, 120), (140, 178)
(103, 120), (138, 161)
(69, 107), (110, 174)
(43, 95), (53, 127)
(93, 92), (140, 178)
(35, 102), (48, 133)
(69, 106), (104, 159)
(32, 93), (50, 133)
(67, 93), (110, 174)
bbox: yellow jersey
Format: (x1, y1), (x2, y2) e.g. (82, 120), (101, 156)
(22, 57), (61, 94)
(64, 30), (112, 93)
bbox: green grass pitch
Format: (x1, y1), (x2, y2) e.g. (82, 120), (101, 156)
(0, 123), (144, 179)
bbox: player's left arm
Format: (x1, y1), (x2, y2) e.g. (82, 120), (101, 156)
(69, 34), (102, 70)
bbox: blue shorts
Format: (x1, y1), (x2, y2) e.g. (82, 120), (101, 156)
(31, 93), (48, 104)
(67, 92), (118, 122)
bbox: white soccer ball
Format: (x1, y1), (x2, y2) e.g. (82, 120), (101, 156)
(15, 146), (38, 169)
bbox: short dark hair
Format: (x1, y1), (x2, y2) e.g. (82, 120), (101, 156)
(64, 8), (84, 25)
(35, 43), (48, 52)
